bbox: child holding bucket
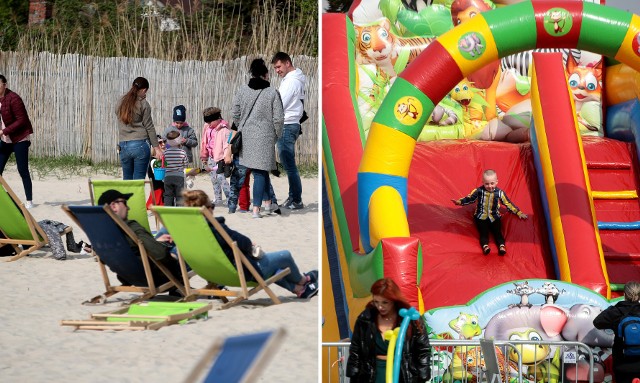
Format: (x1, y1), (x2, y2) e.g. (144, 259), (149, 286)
(163, 130), (188, 206)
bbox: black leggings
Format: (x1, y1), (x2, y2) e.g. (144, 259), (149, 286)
(474, 217), (505, 247)
(0, 140), (32, 201)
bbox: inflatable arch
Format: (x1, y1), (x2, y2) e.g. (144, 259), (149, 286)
(358, 1), (640, 289)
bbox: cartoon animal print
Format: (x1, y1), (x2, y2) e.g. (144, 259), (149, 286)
(450, 0), (493, 26)
(507, 281), (537, 308)
(459, 33), (484, 58)
(508, 329), (561, 383)
(355, 17), (434, 78)
(448, 312), (482, 339)
(464, 346), (520, 383)
(548, 10), (567, 34)
(397, 97), (420, 120)
(536, 282), (566, 304)
(566, 55), (603, 134)
(448, 79), (488, 139)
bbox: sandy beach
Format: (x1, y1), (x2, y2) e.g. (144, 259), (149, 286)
(0, 165), (319, 382)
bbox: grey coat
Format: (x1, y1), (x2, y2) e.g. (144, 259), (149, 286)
(232, 84), (284, 171)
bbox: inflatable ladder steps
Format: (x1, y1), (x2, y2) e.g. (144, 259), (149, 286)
(597, 220), (640, 230)
(603, 252), (640, 261)
(591, 190), (638, 199)
(586, 161), (631, 170)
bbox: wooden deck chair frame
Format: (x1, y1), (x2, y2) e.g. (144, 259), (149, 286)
(62, 204), (187, 304)
(88, 178), (159, 233)
(61, 302), (213, 331)
(0, 175), (72, 262)
(183, 328), (286, 383)
(152, 206), (291, 309)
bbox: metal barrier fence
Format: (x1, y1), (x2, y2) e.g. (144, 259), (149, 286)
(322, 339), (595, 383)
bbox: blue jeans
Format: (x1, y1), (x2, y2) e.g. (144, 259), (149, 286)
(0, 140), (32, 200)
(119, 139), (151, 180)
(228, 157), (249, 211)
(256, 250), (303, 293)
(277, 124), (302, 203)
(251, 169), (271, 207)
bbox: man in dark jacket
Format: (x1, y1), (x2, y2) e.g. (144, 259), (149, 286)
(99, 189), (183, 286)
(593, 281), (640, 383)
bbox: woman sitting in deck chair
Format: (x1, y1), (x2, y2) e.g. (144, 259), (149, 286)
(182, 190), (318, 299)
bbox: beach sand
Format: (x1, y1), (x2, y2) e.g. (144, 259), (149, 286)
(0, 166), (319, 382)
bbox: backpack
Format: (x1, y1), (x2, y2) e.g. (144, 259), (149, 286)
(618, 315), (640, 356)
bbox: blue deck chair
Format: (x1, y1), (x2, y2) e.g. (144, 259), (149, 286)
(62, 204), (186, 304)
(183, 328), (286, 383)
(88, 178), (157, 233)
(0, 175), (72, 261)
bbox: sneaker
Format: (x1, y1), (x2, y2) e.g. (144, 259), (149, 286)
(264, 204), (272, 215)
(228, 207), (236, 214)
(305, 270), (318, 284)
(271, 203), (282, 215)
(252, 212), (262, 219)
(186, 176), (195, 189)
(24, 201), (33, 209)
(499, 244), (507, 255)
(238, 209), (249, 213)
(299, 282), (319, 299)
(286, 201), (304, 210)
(282, 197), (293, 208)
(482, 245), (490, 255)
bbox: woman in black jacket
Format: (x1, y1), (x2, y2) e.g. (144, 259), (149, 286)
(593, 281), (640, 383)
(346, 278), (431, 383)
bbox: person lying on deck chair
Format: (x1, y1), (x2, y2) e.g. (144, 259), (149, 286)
(182, 189), (319, 299)
(98, 189), (184, 288)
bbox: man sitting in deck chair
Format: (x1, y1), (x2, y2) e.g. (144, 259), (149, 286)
(98, 189), (184, 289)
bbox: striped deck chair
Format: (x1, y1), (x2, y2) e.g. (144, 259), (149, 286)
(0, 175), (72, 262)
(88, 178), (157, 233)
(152, 206), (291, 309)
(183, 328), (286, 383)
(62, 204), (187, 304)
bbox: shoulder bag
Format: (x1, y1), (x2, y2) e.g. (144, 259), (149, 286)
(230, 89), (264, 155)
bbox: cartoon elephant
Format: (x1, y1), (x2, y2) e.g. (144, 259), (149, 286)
(561, 304), (614, 347)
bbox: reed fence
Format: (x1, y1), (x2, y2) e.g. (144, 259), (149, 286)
(0, 51), (318, 167)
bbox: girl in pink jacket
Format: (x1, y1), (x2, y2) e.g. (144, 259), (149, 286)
(200, 107), (231, 204)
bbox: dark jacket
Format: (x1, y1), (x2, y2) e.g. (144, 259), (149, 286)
(593, 300), (640, 366)
(209, 217), (262, 280)
(346, 307), (431, 383)
(0, 88), (33, 142)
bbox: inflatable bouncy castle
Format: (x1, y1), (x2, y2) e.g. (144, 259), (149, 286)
(322, 0), (640, 381)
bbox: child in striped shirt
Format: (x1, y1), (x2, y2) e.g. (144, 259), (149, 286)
(163, 130), (188, 206)
(452, 169), (527, 255)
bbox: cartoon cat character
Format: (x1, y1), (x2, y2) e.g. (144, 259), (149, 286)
(566, 55), (603, 136)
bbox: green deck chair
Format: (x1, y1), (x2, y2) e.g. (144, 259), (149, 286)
(89, 178), (157, 233)
(0, 175), (71, 262)
(152, 206), (291, 309)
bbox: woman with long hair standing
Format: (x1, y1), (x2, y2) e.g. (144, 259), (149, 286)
(231, 58), (284, 218)
(347, 278), (431, 383)
(0, 74), (34, 208)
(116, 77), (162, 180)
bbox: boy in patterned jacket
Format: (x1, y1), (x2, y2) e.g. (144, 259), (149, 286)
(452, 169), (527, 255)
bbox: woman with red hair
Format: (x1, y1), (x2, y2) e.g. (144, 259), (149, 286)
(346, 278), (431, 382)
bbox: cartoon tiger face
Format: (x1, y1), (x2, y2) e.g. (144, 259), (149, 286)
(355, 18), (396, 65)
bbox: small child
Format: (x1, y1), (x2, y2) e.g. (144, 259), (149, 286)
(164, 105), (198, 165)
(199, 107), (231, 205)
(452, 169), (527, 255)
(163, 130), (188, 206)
(146, 135), (166, 208)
